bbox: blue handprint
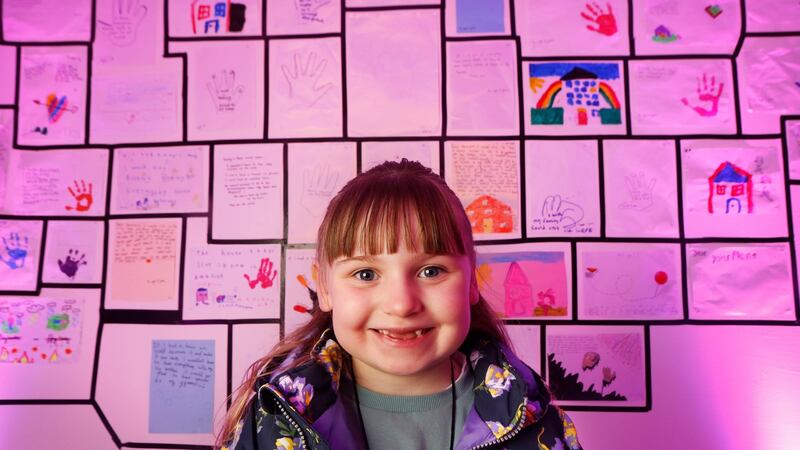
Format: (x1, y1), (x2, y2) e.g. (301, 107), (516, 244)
(0, 233), (29, 270)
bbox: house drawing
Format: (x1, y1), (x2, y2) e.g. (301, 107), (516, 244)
(529, 63), (622, 126)
(503, 261), (534, 317)
(707, 161), (753, 214)
(466, 194), (513, 233)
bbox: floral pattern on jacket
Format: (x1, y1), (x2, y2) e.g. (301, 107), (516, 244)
(225, 329), (583, 450)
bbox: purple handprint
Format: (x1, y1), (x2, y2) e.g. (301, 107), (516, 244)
(58, 249), (87, 279)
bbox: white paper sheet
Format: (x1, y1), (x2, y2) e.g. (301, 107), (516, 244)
(0, 111), (10, 212)
(94, 0), (163, 68)
(681, 139), (788, 238)
(168, 0), (262, 37)
(105, 218), (182, 310)
(346, 0), (438, 6)
(266, 0), (341, 35)
(629, 59), (736, 135)
(522, 61), (626, 136)
(1, 405), (116, 450)
(445, 141), (521, 240)
(516, 0), (630, 56)
(361, 141), (440, 174)
(287, 142), (356, 244)
(42, 221), (105, 284)
(632, 0), (740, 55)
(745, 0), (800, 32)
(0, 220), (43, 292)
(345, 9), (442, 137)
(476, 242), (572, 319)
(446, 40), (519, 135)
(95, 324), (227, 445)
(183, 217), (282, 320)
(737, 37), (800, 134)
(505, 325), (541, 373)
(0, 148), (108, 216)
(89, 65), (183, 144)
(687, 243), (795, 320)
(577, 242), (683, 320)
(2, 0), (91, 42)
(18, 46), (88, 146)
(603, 140), (679, 238)
(268, 38), (343, 138)
(444, 0), (511, 37)
(0, 288), (100, 399)
(212, 143), (284, 240)
(110, 146), (209, 214)
(175, 41), (265, 141)
(525, 140), (600, 237)
(546, 325), (647, 407)
(0, 46), (16, 104)
(231, 324), (280, 389)
(788, 120), (800, 180)
(284, 247), (319, 336)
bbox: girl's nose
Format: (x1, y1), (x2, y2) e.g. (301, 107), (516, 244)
(381, 276), (423, 316)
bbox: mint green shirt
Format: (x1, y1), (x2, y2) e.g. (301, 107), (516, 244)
(342, 364), (475, 450)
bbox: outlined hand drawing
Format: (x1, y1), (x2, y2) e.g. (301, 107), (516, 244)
(1, 232), (28, 270)
(580, 2), (617, 36)
(65, 179), (94, 212)
(619, 173), (655, 211)
(206, 69), (245, 112)
(281, 52), (334, 107)
(244, 257), (278, 289)
(295, 0), (331, 22)
(681, 73), (724, 117)
(58, 249), (87, 279)
(301, 164), (339, 214)
(541, 195), (585, 230)
(97, 0), (148, 47)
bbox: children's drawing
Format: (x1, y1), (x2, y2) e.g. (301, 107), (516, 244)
(57, 249), (87, 279)
(705, 5), (723, 18)
(580, 2), (617, 36)
(528, 62), (623, 128)
(535, 194), (589, 233)
(0, 297), (83, 364)
(619, 173), (655, 211)
(301, 163), (340, 215)
(32, 93), (79, 133)
(243, 257), (278, 289)
(707, 162), (752, 214)
(97, 0), (148, 47)
(546, 326), (647, 407)
(1, 232), (28, 270)
(64, 179), (94, 212)
(206, 69), (244, 113)
(191, 0), (247, 34)
(681, 73), (724, 117)
(295, 0), (331, 22)
(652, 25), (679, 43)
(281, 52), (334, 108)
(455, 0), (505, 34)
(476, 250), (569, 318)
(466, 195), (513, 233)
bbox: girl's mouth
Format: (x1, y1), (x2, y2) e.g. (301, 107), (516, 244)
(371, 328), (433, 341)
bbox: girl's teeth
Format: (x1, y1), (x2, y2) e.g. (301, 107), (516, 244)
(378, 329), (426, 339)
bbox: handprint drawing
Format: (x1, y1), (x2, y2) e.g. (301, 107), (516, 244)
(1, 232), (28, 270)
(619, 173), (655, 211)
(301, 164), (339, 215)
(244, 257), (278, 289)
(65, 179), (94, 212)
(97, 0), (148, 47)
(58, 249), (87, 279)
(281, 52), (334, 108)
(206, 69), (245, 112)
(681, 73), (724, 117)
(580, 2), (617, 36)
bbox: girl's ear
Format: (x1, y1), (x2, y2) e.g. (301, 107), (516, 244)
(313, 262), (333, 312)
(469, 275), (480, 306)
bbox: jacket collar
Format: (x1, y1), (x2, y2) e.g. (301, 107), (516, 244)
(256, 329), (552, 448)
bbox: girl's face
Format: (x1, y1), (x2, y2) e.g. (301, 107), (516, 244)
(317, 237), (478, 395)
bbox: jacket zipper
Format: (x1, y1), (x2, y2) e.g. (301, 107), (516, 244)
(468, 418), (527, 450)
(273, 396), (309, 450)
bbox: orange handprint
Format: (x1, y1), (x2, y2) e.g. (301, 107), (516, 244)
(580, 2), (617, 36)
(65, 179), (93, 212)
(244, 257), (278, 289)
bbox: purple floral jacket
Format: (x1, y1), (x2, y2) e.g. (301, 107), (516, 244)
(224, 330), (582, 450)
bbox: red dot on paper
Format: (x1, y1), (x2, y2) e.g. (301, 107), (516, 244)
(655, 271), (668, 285)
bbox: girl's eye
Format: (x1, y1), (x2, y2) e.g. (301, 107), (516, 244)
(419, 266), (443, 278)
(354, 269), (377, 282)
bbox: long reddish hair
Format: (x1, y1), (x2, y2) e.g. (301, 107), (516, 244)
(216, 159), (508, 447)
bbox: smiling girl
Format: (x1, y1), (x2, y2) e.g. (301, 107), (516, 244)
(219, 159), (582, 450)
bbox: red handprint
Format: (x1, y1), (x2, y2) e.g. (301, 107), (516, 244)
(244, 257), (278, 289)
(681, 73), (724, 117)
(65, 179), (94, 212)
(580, 2), (617, 36)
